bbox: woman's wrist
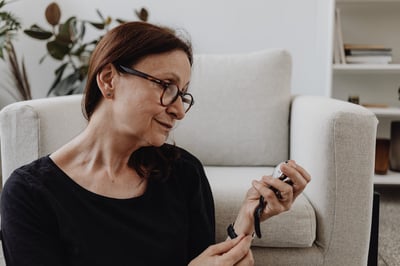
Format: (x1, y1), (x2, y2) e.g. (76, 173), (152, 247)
(232, 205), (255, 236)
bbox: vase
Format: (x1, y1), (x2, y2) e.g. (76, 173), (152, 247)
(375, 138), (390, 175)
(389, 121), (400, 172)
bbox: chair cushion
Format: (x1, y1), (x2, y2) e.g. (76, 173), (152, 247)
(205, 166), (316, 247)
(172, 49), (292, 166)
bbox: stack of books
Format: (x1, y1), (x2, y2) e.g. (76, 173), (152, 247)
(344, 44), (393, 64)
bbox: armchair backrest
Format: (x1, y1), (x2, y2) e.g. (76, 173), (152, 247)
(0, 49), (292, 185)
(174, 49), (292, 166)
(0, 95), (86, 184)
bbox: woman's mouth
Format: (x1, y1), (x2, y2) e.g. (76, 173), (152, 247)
(155, 119), (173, 130)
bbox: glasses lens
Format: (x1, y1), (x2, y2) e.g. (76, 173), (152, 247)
(162, 84), (179, 105)
(181, 94), (193, 113)
(161, 84), (193, 113)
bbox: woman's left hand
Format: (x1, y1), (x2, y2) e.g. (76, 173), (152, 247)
(233, 160), (311, 236)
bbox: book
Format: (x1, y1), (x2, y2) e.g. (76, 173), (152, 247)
(345, 55), (392, 64)
(344, 44), (388, 50)
(345, 49), (392, 56)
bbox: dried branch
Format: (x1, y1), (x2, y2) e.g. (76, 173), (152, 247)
(6, 41), (31, 100)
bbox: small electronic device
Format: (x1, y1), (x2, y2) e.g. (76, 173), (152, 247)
(253, 161), (293, 238)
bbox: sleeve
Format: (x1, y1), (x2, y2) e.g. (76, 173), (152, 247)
(178, 151), (216, 262)
(0, 170), (67, 266)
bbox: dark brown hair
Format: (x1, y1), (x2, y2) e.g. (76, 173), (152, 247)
(82, 21), (193, 180)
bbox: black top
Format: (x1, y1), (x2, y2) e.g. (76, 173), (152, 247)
(0, 147), (215, 266)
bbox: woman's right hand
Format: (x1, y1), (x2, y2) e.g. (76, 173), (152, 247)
(188, 235), (254, 266)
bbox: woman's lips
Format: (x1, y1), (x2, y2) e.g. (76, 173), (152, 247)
(155, 119), (173, 130)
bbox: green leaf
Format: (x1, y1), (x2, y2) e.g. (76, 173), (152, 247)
(24, 24), (53, 40)
(96, 9), (104, 21)
(71, 44), (86, 56)
(49, 70), (81, 96)
(54, 62), (68, 76)
(48, 67), (67, 95)
(79, 22), (86, 41)
(116, 18), (126, 24)
(46, 40), (70, 60)
(135, 8), (149, 22)
(87, 21), (105, 30)
(57, 17), (77, 44)
(47, 62), (68, 95)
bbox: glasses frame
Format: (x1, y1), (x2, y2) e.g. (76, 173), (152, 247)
(116, 65), (194, 113)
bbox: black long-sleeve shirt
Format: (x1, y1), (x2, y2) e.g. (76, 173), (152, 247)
(1, 147), (215, 266)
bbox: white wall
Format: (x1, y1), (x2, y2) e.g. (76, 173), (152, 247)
(1, 0), (334, 99)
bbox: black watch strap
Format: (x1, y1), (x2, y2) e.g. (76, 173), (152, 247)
(227, 223), (238, 239)
(254, 195), (266, 238)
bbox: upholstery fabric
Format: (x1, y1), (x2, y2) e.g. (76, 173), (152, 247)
(0, 95), (86, 182)
(172, 49), (292, 166)
(290, 95), (378, 266)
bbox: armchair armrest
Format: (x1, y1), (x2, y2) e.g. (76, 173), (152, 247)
(290, 95), (378, 265)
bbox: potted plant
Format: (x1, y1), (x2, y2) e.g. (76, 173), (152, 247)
(0, 0), (32, 108)
(24, 2), (149, 96)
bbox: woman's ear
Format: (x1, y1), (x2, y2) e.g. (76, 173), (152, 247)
(97, 63), (117, 99)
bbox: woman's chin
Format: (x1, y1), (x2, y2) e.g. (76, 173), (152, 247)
(150, 134), (169, 147)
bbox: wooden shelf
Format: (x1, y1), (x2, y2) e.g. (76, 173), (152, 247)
(333, 64), (400, 74)
(374, 170), (400, 185)
(337, 0), (400, 3)
(366, 107), (400, 117)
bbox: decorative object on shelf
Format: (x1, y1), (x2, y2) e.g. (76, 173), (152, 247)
(348, 95), (359, 104)
(398, 87), (400, 101)
(375, 138), (390, 175)
(24, 2), (149, 96)
(0, 0), (32, 105)
(389, 121), (400, 172)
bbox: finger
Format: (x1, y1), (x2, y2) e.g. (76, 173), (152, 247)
(294, 164), (312, 183)
(221, 235), (253, 265)
(280, 163), (309, 195)
(284, 160), (311, 183)
(252, 180), (288, 215)
(260, 175), (294, 201)
(207, 234), (245, 255)
(234, 249), (254, 266)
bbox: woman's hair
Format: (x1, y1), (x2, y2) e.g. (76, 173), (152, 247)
(83, 21), (192, 119)
(82, 21), (193, 181)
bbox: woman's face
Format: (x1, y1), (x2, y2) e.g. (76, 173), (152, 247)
(110, 50), (191, 147)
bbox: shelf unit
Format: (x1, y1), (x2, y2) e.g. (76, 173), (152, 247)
(374, 171), (400, 185)
(333, 0), (400, 185)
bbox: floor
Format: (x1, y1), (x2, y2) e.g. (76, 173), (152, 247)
(376, 186), (400, 266)
(0, 187), (398, 265)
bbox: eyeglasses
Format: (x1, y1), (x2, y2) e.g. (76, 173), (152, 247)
(116, 65), (194, 113)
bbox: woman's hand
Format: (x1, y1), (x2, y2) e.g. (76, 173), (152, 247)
(233, 160), (311, 235)
(188, 235), (254, 266)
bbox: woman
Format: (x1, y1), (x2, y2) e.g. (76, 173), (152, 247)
(0, 22), (310, 265)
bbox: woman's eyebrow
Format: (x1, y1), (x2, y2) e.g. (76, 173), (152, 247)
(165, 72), (181, 83)
(163, 72), (190, 89)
